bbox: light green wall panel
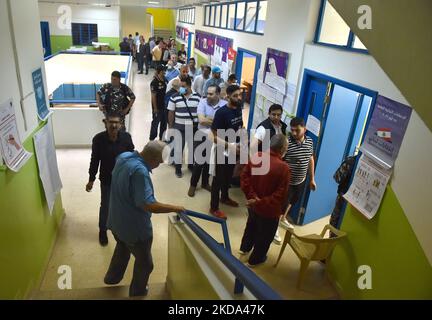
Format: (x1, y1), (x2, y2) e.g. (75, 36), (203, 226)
(49, 36), (121, 54)
(328, 186), (432, 299)
(0, 121), (64, 299)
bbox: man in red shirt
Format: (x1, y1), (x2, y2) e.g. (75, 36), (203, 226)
(239, 134), (291, 267)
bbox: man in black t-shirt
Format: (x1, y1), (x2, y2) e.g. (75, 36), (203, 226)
(210, 85), (244, 219)
(150, 64), (168, 141)
(86, 113), (135, 246)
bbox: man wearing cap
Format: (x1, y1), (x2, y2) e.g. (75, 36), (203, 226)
(203, 66), (225, 96)
(104, 140), (185, 297)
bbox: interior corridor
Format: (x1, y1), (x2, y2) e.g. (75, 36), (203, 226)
(35, 67), (338, 300)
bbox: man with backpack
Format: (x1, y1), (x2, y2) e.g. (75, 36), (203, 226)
(97, 71), (136, 129)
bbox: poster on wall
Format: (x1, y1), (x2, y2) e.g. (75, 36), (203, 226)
(360, 95), (412, 169)
(33, 119), (63, 214)
(176, 26), (189, 43)
(343, 154), (392, 220)
(194, 30), (215, 56)
(264, 48), (289, 82)
(211, 35), (234, 80)
(32, 68), (51, 121)
(0, 99), (32, 172)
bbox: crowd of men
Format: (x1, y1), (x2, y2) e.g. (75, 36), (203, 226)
(85, 34), (339, 297)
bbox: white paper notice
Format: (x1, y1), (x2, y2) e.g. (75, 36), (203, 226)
(257, 82), (278, 103)
(343, 155), (391, 220)
(306, 115), (321, 137)
(0, 99), (32, 172)
(265, 72), (287, 95)
(33, 120), (63, 214)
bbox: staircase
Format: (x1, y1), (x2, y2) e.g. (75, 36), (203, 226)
(33, 282), (169, 300)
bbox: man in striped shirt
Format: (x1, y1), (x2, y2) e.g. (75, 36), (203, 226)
(167, 75), (200, 178)
(274, 117), (317, 244)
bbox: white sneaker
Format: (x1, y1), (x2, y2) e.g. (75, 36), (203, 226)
(273, 231), (282, 245)
(238, 250), (249, 255)
(280, 218), (294, 230)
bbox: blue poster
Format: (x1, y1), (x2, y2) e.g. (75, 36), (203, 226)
(361, 95), (412, 169)
(32, 68), (50, 121)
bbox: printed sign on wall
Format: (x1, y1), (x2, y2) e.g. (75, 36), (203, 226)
(32, 68), (50, 121)
(361, 95), (412, 169)
(194, 30), (216, 56)
(264, 48), (289, 81)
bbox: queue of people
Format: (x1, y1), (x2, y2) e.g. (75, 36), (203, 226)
(85, 37), (321, 295)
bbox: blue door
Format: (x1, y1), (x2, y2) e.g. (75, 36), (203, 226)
(40, 21), (52, 58)
(302, 85), (366, 224)
(290, 77), (328, 224)
(187, 32), (194, 61)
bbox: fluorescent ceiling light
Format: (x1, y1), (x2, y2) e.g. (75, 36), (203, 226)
(148, 1), (160, 4)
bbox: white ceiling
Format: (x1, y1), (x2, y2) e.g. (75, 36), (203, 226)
(38, 0), (229, 9)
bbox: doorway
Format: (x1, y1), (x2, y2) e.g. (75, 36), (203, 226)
(40, 21), (52, 58)
(235, 48), (261, 130)
(291, 69), (377, 225)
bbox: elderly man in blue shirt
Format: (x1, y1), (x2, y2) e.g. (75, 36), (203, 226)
(104, 140), (185, 297)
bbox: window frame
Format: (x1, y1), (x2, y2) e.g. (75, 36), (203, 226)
(178, 7), (196, 25)
(203, 0), (266, 35)
(314, 0), (369, 54)
(71, 23), (98, 46)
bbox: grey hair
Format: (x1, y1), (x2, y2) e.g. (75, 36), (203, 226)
(270, 134), (288, 152)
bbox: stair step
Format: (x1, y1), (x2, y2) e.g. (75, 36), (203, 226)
(33, 282), (169, 300)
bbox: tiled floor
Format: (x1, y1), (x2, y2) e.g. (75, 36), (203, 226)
(38, 66), (338, 300)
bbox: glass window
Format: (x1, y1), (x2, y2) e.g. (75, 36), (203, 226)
(353, 35), (367, 50)
(245, 2), (257, 32)
(221, 5), (228, 28)
(215, 5), (221, 27)
(228, 3), (236, 29)
(191, 8), (195, 24)
(204, 6), (211, 26)
(236, 2), (246, 30)
(318, 1), (350, 46)
(256, 0), (267, 34)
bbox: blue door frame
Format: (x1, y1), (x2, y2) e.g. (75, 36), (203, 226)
(187, 32), (194, 61)
(294, 69), (378, 225)
(40, 21), (52, 58)
(234, 47), (262, 131)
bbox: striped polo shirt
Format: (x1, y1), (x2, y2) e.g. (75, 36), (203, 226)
(167, 93), (201, 130)
(284, 134), (314, 185)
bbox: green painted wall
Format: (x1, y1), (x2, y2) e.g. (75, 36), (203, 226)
(195, 51), (210, 68)
(50, 36), (120, 54)
(328, 186), (432, 299)
(0, 121), (64, 299)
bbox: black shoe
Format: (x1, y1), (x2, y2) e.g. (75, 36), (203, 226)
(129, 285), (149, 297)
(175, 170), (183, 178)
(138, 71), (143, 74)
(99, 230), (108, 246)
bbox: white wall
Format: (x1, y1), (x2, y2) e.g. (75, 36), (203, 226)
(38, 3), (120, 37)
(1, 0), (49, 140)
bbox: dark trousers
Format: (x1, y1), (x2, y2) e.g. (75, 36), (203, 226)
(149, 109), (167, 141)
(99, 183), (111, 232)
(137, 54), (144, 72)
(329, 194), (345, 237)
(190, 137), (210, 187)
(240, 209), (279, 265)
(173, 127), (196, 173)
(105, 234), (154, 297)
(210, 162), (235, 210)
(145, 59), (150, 74)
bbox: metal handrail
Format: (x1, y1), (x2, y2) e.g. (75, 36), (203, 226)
(177, 210), (282, 300)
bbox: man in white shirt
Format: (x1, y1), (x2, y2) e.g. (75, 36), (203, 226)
(192, 65), (211, 97)
(188, 85), (227, 197)
(166, 64), (189, 92)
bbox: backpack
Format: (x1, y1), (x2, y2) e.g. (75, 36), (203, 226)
(333, 155), (357, 193)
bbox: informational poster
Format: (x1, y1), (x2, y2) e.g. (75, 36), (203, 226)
(361, 95), (412, 169)
(265, 72), (287, 95)
(306, 114), (321, 137)
(214, 35), (233, 63)
(343, 154), (392, 219)
(33, 119), (63, 214)
(32, 68), (50, 121)
(264, 48), (289, 82)
(0, 99), (32, 172)
(176, 26), (189, 42)
(194, 30), (215, 56)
